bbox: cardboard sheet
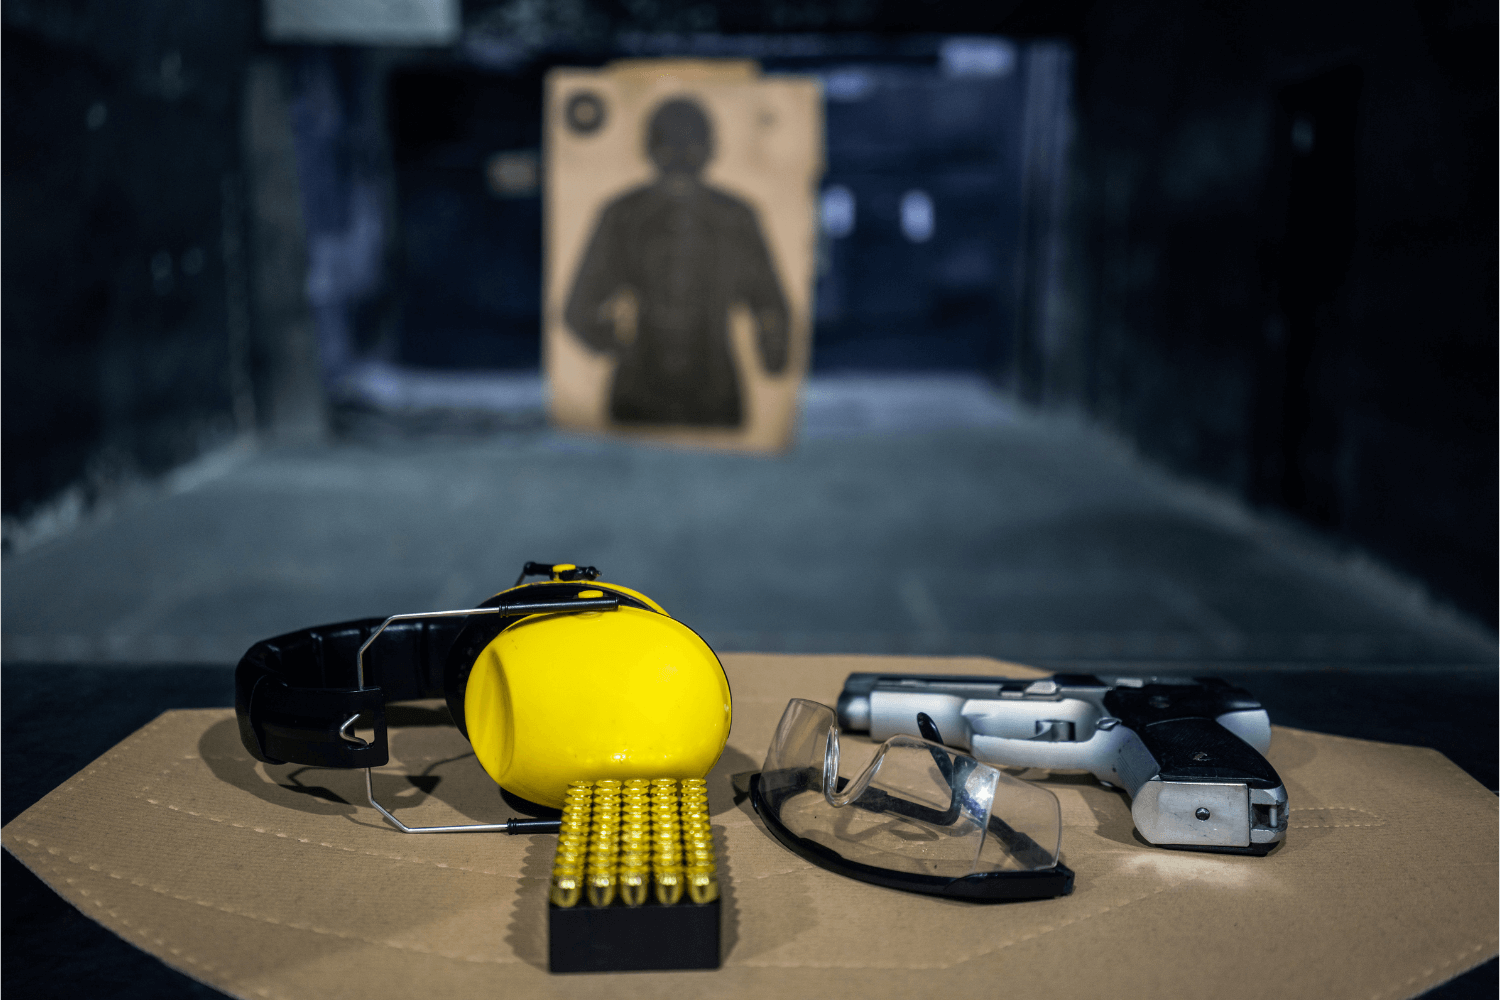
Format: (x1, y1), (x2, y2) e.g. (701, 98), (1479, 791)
(5, 653), (1496, 999)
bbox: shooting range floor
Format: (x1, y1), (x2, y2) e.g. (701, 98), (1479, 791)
(5, 375), (1493, 671)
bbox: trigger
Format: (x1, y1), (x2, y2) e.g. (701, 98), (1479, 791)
(1030, 720), (1076, 742)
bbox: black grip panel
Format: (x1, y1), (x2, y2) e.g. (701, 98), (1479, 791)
(1102, 678), (1262, 724)
(1102, 679), (1280, 789)
(1135, 717), (1283, 789)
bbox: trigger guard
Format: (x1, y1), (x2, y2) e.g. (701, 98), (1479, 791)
(970, 726), (1131, 782)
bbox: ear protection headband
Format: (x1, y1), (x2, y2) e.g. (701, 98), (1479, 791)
(234, 562), (732, 824)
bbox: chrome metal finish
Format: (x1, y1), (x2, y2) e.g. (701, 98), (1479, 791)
(1111, 732), (1160, 796)
(364, 768), (536, 834)
(1031, 719), (1076, 741)
(836, 690), (871, 732)
(338, 713), (367, 746)
(1133, 780), (1250, 848)
(1215, 709), (1273, 754)
(356, 606), (498, 690)
(1249, 784), (1290, 844)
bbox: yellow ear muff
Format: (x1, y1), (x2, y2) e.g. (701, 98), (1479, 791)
(463, 594), (731, 809)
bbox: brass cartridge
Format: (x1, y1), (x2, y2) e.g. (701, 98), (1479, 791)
(550, 870), (583, 908)
(685, 865), (719, 904)
(653, 864), (685, 905)
(618, 866), (650, 906)
(585, 875), (616, 908)
(549, 777), (719, 911)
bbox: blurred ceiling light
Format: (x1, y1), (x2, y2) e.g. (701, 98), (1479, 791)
(821, 185), (856, 239)
(823, 69), (874, 102)
(85, 102), (107, 130)
(486, 151), (540, 198)
(900, 190), (935, 243)
(940, 37), (1016, 78)
(264, 0), (459, 45)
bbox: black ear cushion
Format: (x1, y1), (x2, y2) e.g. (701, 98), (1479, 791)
(442, 582), (656, 741)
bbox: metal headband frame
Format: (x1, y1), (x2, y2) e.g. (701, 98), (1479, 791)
(346, 596), (617, 835)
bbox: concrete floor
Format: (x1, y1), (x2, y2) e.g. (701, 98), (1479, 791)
(3, 376), (1493, 669)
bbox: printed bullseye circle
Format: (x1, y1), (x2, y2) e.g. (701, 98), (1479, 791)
(566, 91), (607, 135)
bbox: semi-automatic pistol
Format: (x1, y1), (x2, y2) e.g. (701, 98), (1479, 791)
(837, 672), (1288, 854)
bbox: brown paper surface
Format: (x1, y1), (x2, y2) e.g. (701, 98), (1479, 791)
(543, 61), (822, 452)
(5, 653), (1496, 1000)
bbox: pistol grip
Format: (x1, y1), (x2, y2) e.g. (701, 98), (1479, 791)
(1127, 718), (1287, 852)
(1133, 717), (1282, 790)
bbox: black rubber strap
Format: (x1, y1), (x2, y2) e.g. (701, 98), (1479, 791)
(235, 589), (623, 769)
(235, 616), (466, 769)
(748, 772), (1074, 901)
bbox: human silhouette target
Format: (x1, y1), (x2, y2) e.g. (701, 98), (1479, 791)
(564, 97), (791, 428)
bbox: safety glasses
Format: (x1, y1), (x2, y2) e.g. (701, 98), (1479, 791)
(749, 699), (1072, 901)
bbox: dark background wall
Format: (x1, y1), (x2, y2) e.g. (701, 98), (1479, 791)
(389, 63), (548, 369)
(2, 0), (257, 517)
(3, 0), (1494, 626)
(810, 58), (1029, 371)
(1033, 0), (1497, 625)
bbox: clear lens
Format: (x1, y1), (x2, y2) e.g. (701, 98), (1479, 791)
(759, 699), (1060, 877)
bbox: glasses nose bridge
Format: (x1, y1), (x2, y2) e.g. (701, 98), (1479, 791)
(820, 724), (841, 803)
(823, 724), (896, 809)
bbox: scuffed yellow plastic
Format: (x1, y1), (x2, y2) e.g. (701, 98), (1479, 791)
(464, 586), (731, 809)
